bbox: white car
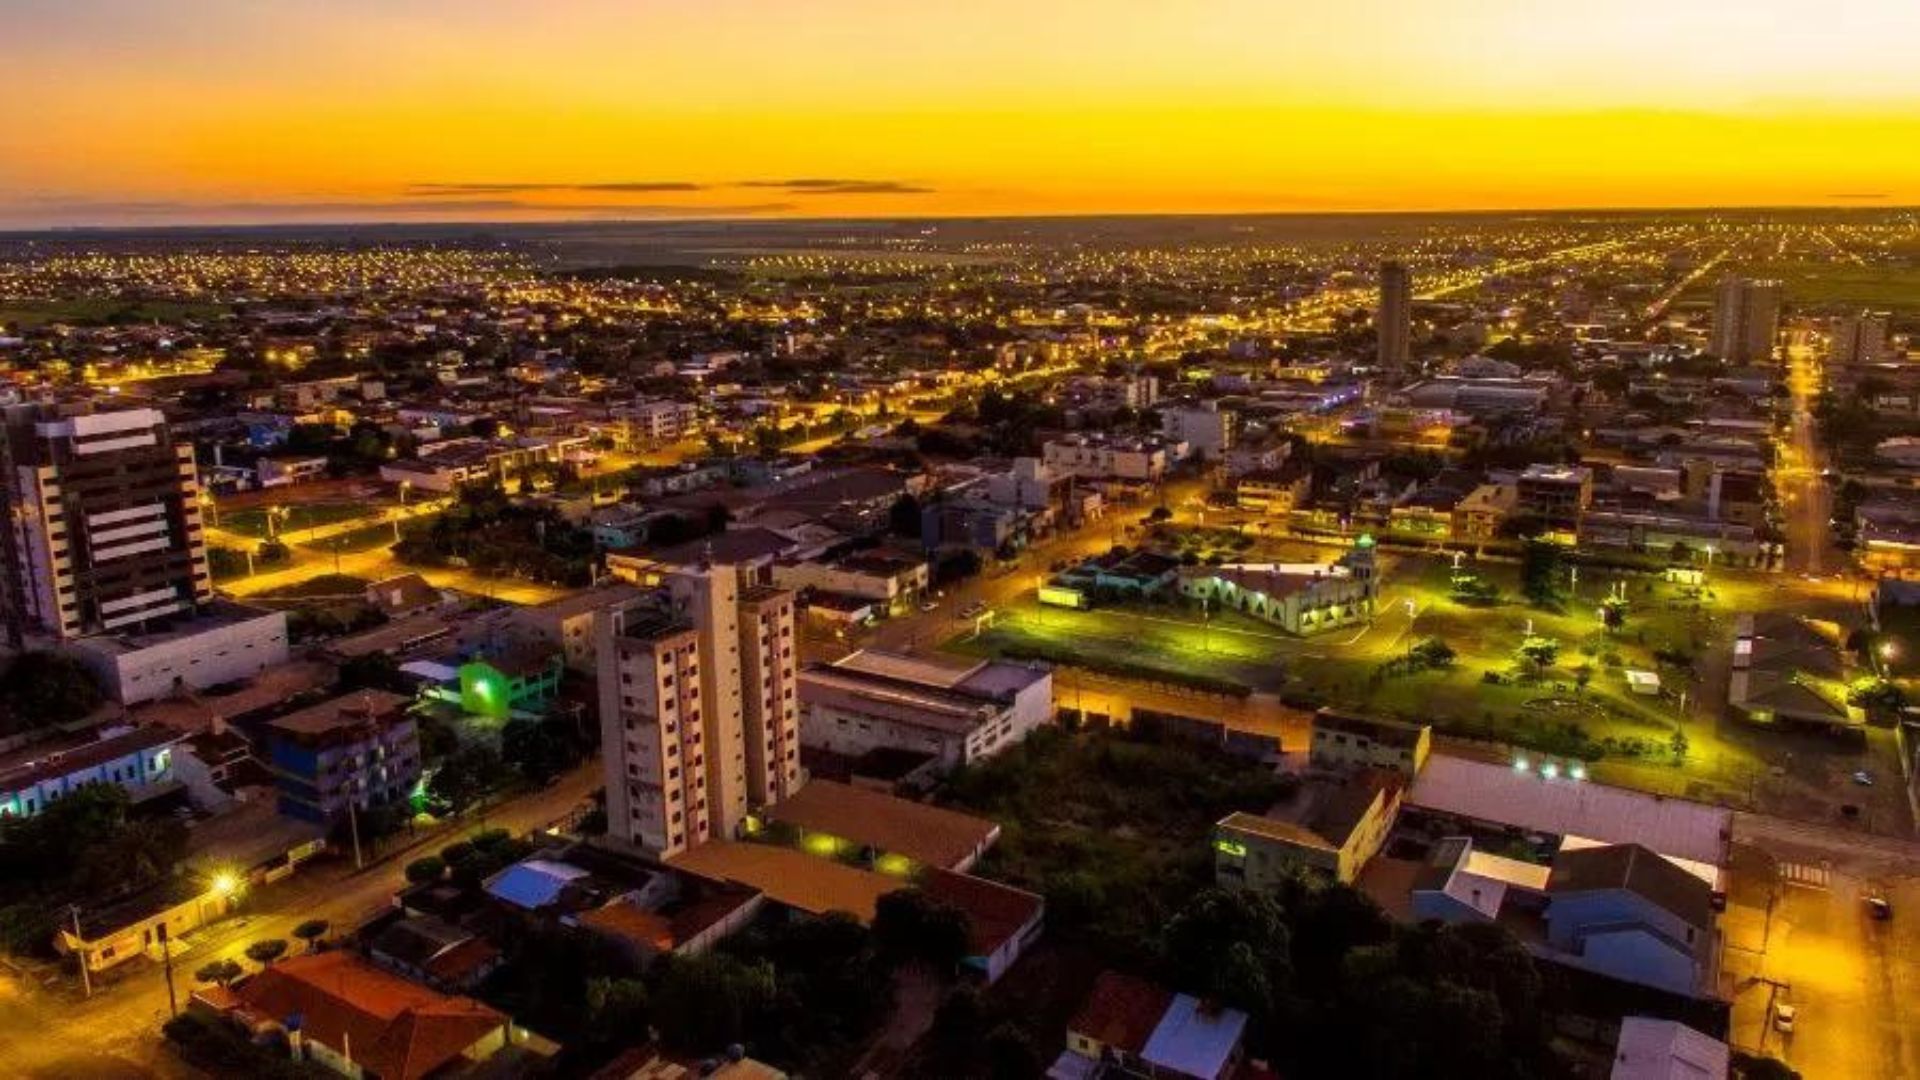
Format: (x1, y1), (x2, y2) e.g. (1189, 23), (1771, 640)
(1852, 770), (1876, 787)
(1773, 1003), (1797, 1034)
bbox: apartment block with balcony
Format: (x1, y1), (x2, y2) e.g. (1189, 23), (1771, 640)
(263, 691), (421, 825)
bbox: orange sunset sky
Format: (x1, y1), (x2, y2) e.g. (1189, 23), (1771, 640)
(4, 0), (1920, 226)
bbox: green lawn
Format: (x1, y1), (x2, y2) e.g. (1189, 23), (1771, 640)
(298, 522), (404, 555)
(221, 502), (375, 538)
(1681, 260), (1920, 313)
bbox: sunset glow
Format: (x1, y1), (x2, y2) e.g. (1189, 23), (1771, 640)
(6, 0), (1920, 225)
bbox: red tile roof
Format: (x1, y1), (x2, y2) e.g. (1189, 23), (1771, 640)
(231, 951), (504, 1080)
(920, 866), (1043, 959)
(1068, 971), (1173, 1056)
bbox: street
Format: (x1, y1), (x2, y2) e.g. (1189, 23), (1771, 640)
(1723, 812), (1920, 1079)
(0, 762), (601, 1079)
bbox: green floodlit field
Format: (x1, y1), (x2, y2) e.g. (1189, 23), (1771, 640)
(954, 550), (1776, 774)
(220, 502), (377, 538)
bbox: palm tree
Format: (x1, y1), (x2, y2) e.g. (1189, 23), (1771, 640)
(292, 919), (330, 953)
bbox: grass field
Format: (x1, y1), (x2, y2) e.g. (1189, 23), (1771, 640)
(222, 502), (374, 538)
(298, 522), (404, 555)
(0, 298), (229, 329)
(1681, 260), (1920, 312)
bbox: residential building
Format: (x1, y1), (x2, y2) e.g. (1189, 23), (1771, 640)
(798, 649), (1052, 770)
(200, 951), (510, 1080)
(1050, 971), (1252, 1080)
(596, 564), (800, 859)
(2, 404), (214, 641)
(1160, 401), (1236, 461)
(1611, 1017), (1729, 1080)
(620, 398), (700, 443)
(263, 690), (422, 825)
(1377, 260), (1412, 369)
(57, 877), (237, 972)
(1310, 709), (1432, 775)
(1516, 463), (1594, 535)
(1042, 434), (1173, 482)
(1710, 277), (1782, 363)
(1214, 769), (1402, 886)
(1233, 465), (1312, 517)
(0, 723), (181, 819)
(770, 552), (930, 615)
(1830, 310), (1892, 365)
(255, 454), (329, 488)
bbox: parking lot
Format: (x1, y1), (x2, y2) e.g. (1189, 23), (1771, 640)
(1722, 813), (1920, 1078)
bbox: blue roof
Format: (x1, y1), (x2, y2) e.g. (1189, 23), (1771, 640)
(1140, 994), (1248, 1080)
(483, 859), (588, 910)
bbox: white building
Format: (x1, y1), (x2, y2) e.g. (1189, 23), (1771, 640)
(1042, 435), (1174, 482)
(1159, 401), (1236, 461)
(68, 602), (290, 705)
(799, 650), (1052, 770)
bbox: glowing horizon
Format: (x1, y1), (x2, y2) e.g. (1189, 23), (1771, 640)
(6, 0), (1920, 227)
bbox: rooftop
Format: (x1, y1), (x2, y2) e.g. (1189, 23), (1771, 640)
(0, 724), (180, 793)
(767, 780), (999, 871)
(667, 840), (900, 923)
(265, 690), (413, 739)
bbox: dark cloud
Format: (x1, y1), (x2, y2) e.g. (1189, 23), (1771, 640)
(405, 181), (709, 195)
(738, 178), (933, 195)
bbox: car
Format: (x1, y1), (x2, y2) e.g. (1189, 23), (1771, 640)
(960, 601), (987, 618)
(1852, 770), (1875, 786)
(919, 600), (939, 613)
(1773, 1003), (1797, 1034)
(1867, 894), (1893, 921)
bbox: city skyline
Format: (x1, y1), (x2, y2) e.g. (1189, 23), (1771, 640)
(7, 0), (1920, 226)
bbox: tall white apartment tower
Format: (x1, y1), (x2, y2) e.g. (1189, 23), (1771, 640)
(596, 563), (799, 859)
(1829, 310), (1891, 365)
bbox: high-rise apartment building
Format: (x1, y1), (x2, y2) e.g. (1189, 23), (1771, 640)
(2, 405), (213, 641)
(1829, 310), (1891, 365)
(1710, 278), (1783, 363)
(1377, 261), (1413, 369)
(596, 563), (799, 859)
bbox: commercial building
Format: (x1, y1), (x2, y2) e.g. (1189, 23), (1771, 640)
(1710, 277), (1782, 363)
(596, 564), (800, 859)
(2, 404), (213, 641)
(0, 723), (181, 819)
(57, 877), (237, 972)
(1175, 539), (1379, 638)
(263, 690), (422, 825)
(798, 649), (1052, 770)
(1377, 260), (1413, 369)
(68, 601), (289, 704)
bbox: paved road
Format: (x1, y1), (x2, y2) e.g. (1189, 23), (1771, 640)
(1778, 345), (1838, 577)
(0, 763), (601, 1079)
(1723, 813), (1920, 1080)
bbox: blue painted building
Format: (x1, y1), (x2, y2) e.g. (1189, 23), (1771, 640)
(264, 690), (421, 825)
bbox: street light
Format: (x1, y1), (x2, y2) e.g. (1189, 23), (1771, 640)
(209, 870), (241, 899)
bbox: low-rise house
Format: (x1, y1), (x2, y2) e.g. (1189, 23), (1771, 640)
(369, 915), (504, 992)
(1214, 769), (1403, 886)
(57, 877), (238, 973)
(1049, 971), (1253, 1080)
(365, 574), (448, 620)
(200, 951), (510, 1080)
(1310, 709), (1432, 775)
(0, 723), (182, 819)
(1610, 1016), (1729, 1080)
(1233, 465), (1312, 517)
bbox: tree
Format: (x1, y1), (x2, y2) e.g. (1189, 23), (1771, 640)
(427, 743), (508, 816)
(0, 784), (186, 900)
(244, 939), (289, 967)
(1520, 540), (1562, 607)
(1601, 597), (1628, 631)
(926, 983), (989, 1064)
(292, 919), (329, 953)
(405, 855), (447, 884)
(1669, 728), (1690, 764)
(1160, 887), (1294, 1017)
(1409, 638), (1455, 669)
(0, 651), (104, 731)
(873, 889), (972, 974)
(652, 952), (776, 1054)
(1515, 636), (1560, 677)
(193, 959), (243, 987)
(501, 716), (581, 786)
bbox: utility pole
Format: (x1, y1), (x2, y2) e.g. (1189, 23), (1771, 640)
(69, 907), (92, 998)
(158, 922), (179, 1018)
